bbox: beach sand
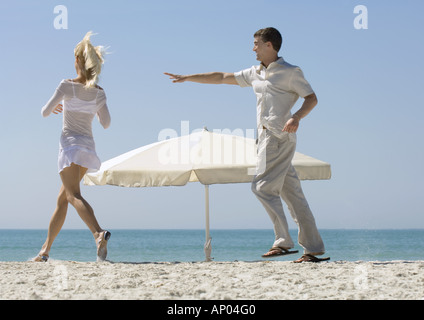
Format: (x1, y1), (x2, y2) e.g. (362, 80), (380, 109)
(1, 260), (423, 300)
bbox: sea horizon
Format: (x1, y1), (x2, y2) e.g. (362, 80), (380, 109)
(1, 229), (424, 263)
(2, 227), (424, 230)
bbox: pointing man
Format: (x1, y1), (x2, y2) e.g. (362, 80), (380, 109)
(165, 27), (328, 263)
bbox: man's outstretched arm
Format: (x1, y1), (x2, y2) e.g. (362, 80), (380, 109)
(164, 72), (238, 85)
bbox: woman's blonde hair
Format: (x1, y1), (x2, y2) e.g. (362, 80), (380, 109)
(74, 31), (106, 89)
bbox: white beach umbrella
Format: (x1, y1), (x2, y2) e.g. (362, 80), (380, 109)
(84, 129), (331, 261)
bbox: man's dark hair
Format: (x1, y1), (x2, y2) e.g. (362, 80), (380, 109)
(254, 27), (283, 52)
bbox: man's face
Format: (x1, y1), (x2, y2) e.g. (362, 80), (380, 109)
(253, 36), (270, 62)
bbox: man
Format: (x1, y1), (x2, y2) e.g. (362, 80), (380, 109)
(165, 27), (328, 262)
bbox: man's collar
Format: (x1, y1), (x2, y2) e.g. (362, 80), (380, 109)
(258, 57), (285, 72)
(275, 57), (285, 65)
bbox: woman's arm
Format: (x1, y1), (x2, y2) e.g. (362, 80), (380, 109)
(97, 104), (111, 129)
(41, 87), (64, 117)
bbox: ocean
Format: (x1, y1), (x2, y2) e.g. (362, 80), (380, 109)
(1, 229), (423, 262)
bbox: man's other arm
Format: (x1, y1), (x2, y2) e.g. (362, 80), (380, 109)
(283, 93), (318, 133)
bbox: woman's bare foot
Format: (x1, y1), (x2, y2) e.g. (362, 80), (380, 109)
(96, 230), (111, 262)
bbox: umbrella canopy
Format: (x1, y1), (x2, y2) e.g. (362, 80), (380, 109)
(84, 129), (331, 261)
(84, 129), (331, 187)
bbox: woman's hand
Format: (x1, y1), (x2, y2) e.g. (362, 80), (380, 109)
(53, 104), (63, 114)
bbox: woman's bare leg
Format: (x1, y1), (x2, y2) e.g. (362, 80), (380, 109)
(36, 163), (109, 261)
(37, 185), (69, 258)
(60, 163), (103, 236)
(60, 163), (109, 261)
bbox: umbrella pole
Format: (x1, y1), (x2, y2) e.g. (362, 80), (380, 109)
(204, 185), (212, 262)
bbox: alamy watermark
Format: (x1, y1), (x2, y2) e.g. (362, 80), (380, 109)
(353, 265), (369, 291)
(354, 5), (368, 30)
(53, 5), (68, 29)
(53, 4), (368, 31)
(157, 121), (264, 176)
(52, 263), (69, 290)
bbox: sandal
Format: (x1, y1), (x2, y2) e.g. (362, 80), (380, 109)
(33, 254), (49, 262)
(96, 230), (111, 262)
(262, 247), (299, 258)
(293, 254), (330, 263)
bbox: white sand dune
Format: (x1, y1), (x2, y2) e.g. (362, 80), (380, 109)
(1, 260), (424, 300)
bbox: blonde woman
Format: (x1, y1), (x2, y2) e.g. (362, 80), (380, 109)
(35, 32), (111, 262)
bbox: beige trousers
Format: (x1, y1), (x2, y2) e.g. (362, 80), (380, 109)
(252, 129), (325, 255)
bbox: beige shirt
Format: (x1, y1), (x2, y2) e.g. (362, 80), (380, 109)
(235, 57), (314, 138)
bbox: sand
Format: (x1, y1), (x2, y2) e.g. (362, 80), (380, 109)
(1, 260), (424, 300)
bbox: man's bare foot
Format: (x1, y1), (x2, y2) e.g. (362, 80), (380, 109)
(261, 247), (298, 258)
(293, 254), (330, 263)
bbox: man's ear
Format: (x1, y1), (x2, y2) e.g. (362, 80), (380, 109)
(265, 41), (274, 50)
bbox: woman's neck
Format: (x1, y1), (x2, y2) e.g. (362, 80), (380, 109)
(73, 74), (87, 84)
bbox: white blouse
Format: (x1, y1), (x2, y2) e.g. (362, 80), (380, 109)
(41, 79), (111, 172)
(41, 79), (111, 134)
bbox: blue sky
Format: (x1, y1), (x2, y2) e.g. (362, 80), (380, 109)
(0, 0), (423, 230)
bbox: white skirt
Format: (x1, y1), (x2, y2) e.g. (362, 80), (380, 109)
(58, 133), (101, 173)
